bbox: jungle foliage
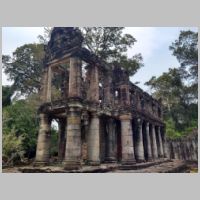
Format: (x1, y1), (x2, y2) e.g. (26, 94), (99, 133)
(145, 30), (198, 139)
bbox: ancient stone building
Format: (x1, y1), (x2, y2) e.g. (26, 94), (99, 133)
(35, 27), (168, 170)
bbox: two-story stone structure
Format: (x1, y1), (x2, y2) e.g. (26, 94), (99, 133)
(35, 27), (168, 170)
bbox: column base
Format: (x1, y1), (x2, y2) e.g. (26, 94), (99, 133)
(136, 159), (145, 163)
(104, 157), (117, 163)
(120, 159), (136, 170)
(33, 161), (49, 167)
(87, 160), (100, 166)
(152, 157), (159, 161)
(146, 157), (153, 162)
(121, 159), (136, 165)
(63, 160), (81, 170)
(159, 155), (164, 158)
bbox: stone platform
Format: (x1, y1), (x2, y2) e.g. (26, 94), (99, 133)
(2, 159), (194, 173)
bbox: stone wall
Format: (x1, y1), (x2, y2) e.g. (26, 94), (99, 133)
(167, 129), (198, 161)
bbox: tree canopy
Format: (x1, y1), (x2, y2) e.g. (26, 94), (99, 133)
(146, 30), (198, 138)
(81, 27), (143, 76)
(2, 43), (44, 95)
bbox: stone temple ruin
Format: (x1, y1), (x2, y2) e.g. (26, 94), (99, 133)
(167, 129), (198, 161)
(34, 27), (169, 170)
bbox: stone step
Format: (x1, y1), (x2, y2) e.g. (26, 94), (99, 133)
(18, 159), (173, 173)
(119, 159), (170, 170)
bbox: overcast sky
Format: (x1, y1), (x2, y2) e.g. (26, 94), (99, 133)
(2, 27), (198, 93)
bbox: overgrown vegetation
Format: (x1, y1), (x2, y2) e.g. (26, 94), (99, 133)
(145, 30), (198, 139)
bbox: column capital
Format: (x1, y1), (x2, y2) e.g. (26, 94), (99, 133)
(119, 113), (132, 120)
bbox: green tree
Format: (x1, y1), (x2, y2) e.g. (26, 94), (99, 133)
(2, 132), (24, 166)
(37, 27), (52, 44)
(145, 30), (198, 138)
(2, 85), (15, 107)
(3, 100), (39, 158)
(81, 27), (143, 76)
(169, 30), (198, 98)
(2, 43), (44, 95)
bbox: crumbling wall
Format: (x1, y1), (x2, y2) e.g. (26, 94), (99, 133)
(167, 129), (198, 161)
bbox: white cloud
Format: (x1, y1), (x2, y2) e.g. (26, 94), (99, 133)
(2, 27), (44, 85)
(2, 27), (44, 55)
(124, 27), (159, 61)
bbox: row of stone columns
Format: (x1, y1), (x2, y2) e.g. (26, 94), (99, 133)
(134, 119), (167, 163)
(35, 114), (168, 168)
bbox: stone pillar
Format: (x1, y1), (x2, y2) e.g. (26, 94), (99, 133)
(46, 66), (52, 102)
(119, 85), (130, 106)
(105, 118), (117, 162)
(136, 118), (145, 162)
(151, 124), (158, 159)
(146, 122), (153, 161)
(162, 126), (168, 158)
(68, 57), (82, 98)
(100, 118), (106, 162)
(120, 114), (136, 165)
(89, 65), (99, 102)
(173, 142), (179, 159)
(87, 112), (100, 165)
(62, 71), (69, 100)
(63, 107), (82, 170)
(192, 139), (198, 161)
(58, 119), (66, 161)
(41, 68), (48, 102)
(35, 114), (51, 165)
(157, 126), (164, 158)
(103, 74), (113, 105)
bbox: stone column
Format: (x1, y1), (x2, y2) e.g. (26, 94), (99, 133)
(58, 119), (66, 161)
(62, 71), (69, 100)
(89, 65), (99, 102)
(41, 68), (48, 102)
(136, 118), (145, 162)
(63, 107), (82, 170)
(46, 66), (52, 102)
(120, 114), (136, 165)
(162, 126), (168, 158)
(87, 112), (100, 165)
(35, 113), (51, 165)
(192, 139), (198, 161)
(103, 74), (113, 105)
(119, 85), (130, 106)
(151, 124), (158, 159)
(173, 142), (179, 159)
(100, 118), (106, 162)
(157, 126), (164, 158)
(146, 122), (153, 161)
(105, 118), (117, 162)
(68, 57), (82, 98)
